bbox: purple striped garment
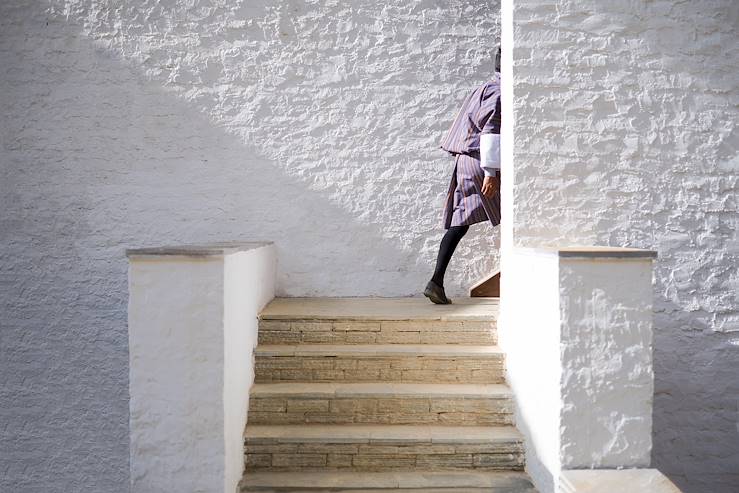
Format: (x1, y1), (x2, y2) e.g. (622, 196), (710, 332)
(440, 73), (501, 157)
(439, 74), (501, 229)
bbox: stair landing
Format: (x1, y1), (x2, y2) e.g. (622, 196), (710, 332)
(259, 296), (499, 321)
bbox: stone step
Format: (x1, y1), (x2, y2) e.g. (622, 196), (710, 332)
(240, 470), (537, 492)
(254, 345), (505, 384)
(244, 424), (525, 473)
(258, 318), (497, 345)
(260, 297), (499, 320)
(257, 297), (498, 346)
(248, 382), (515, 426)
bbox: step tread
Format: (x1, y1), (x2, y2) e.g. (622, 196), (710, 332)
(241, 470), (535, 491)
(259, 297), (498, 321)
(256, 344), (503, 358)
(245, 424), (523, 444)
(250, 382), (512, 399)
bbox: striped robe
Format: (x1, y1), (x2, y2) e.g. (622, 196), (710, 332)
(439, 73), (501, 229)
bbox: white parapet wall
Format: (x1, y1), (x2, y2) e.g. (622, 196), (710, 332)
(499, 246), (657, 493)
(127, 242), (276, 493)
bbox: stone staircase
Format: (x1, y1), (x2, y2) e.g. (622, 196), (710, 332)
(240, 297), (536, 492)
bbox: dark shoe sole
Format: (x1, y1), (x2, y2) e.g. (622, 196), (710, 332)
(424, 287), (452, 305)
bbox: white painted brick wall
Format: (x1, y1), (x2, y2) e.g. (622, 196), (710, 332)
(512, 1), (738, 491)
(0, 1), (499, 491)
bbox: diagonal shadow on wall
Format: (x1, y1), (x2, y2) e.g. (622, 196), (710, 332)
(37, 0), (502, 298)
(0, 1), (501, 491)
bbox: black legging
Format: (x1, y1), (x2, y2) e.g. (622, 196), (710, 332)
(431, 225), (469, 288)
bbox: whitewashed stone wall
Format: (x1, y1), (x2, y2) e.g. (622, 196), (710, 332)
(511, 1), (738, 491)
(499, 248), (656, 493)
(0, 1), (499, 491)
(3, 0), (736, 491)
(128, 243), (276, 493)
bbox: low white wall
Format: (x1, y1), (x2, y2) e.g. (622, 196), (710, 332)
(499, 247), (656, 493)
(499, 247), (562, 493)
(223, 248), (277, 492)
(127, 243), (276, 493)
(559, 257), (654, 469)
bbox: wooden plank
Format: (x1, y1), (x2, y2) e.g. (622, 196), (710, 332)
(470, 271), (500, 298)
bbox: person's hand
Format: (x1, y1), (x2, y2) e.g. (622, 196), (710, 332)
(481, 175), (500, 198)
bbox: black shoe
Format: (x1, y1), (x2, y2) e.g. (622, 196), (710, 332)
(424, 280), (452, 304)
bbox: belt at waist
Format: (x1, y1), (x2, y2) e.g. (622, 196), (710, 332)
(455, 150), (480, 160)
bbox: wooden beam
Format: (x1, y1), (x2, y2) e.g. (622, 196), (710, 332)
(470, 270), (500, 297)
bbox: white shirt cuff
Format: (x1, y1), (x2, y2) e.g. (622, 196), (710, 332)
(480, 133), (501, 170)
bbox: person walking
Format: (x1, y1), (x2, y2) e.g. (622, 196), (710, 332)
(424, 47), (502, 304)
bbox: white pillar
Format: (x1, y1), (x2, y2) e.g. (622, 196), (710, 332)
(499, 246), (657, 493)
(127, 243), (276, 493)
(500, 0), (514, 253)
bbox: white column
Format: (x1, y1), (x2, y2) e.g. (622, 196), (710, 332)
(500, 0), (514, 253)
(127, 243), (276, 493)
(499, 246), (657, 493)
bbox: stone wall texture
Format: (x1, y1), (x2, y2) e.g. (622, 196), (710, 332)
(0, 0), (499, 491)
(512, 1), (738, 491)
(2, 0), (737, 491)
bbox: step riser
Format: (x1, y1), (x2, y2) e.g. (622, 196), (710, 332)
(246, 488), (537, 493)
(239, 470), (537, 493)
(244, 442), (525, 472)
(258, 320), (497, 346)
(255, 356), (505, 384)
(243, 489), (534, 493)
(248, 396), (514, 426)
